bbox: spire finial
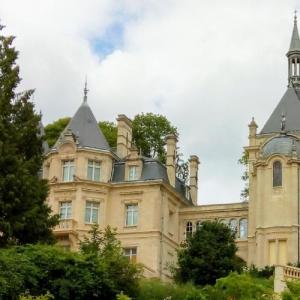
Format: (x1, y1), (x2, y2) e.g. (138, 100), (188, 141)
(281, 112), (286, 132)
(83, 76), (88, 103)
(295, 9), (298, 24)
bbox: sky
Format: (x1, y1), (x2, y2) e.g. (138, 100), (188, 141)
(0, 0), (298, 204)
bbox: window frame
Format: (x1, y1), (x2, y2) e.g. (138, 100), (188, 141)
(273, 160), (282, 187)
(125, 204), (138, 227)
(85, 201), (100, 224)
(62, 160), (75, 182)
(87, 160), (101, 181)
(128, 165), (138, 181)
(239, 218), (248, 239)
(185, 221), (193, 238)
(123, 247), (137, 263)
(59, 201), (72, 220)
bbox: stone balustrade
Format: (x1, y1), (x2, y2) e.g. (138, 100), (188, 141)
(274, 265), (300, 293)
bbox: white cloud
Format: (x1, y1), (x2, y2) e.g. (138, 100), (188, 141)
(0, 0), (298, 203)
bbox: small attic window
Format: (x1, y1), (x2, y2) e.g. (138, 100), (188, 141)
(128, 165), (138, 181)
(273, 161), (282, 187)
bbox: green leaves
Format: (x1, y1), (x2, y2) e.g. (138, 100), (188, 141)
(0, 24), (58, 246)
(174, 220), (239, 286)
(132, 113), (178, 163)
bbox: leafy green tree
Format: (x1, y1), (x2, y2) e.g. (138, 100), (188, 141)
(174, 220), (238, 286)
(238, 150), (249, 200)
(0, 240), (141, 299)
(132, 113), (178, 163)
(0, 25), (58, 246)
(98, 121), (117, 148)
(44, 117), (70, 148)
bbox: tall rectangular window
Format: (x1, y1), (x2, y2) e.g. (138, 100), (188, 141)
(60, 202), (72, 220)
(85, 201), (99, 224)
(128, 166), (138, 181)
(124, 247), (137, 263)
(87, 160), (101, 181)
(62, 160), (74, 182)
(126, 204), (138, 226)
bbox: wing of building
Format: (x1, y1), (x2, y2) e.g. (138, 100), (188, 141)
(43, 15), (300, 278)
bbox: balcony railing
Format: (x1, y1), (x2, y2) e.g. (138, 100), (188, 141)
(54, 219), (77, 235)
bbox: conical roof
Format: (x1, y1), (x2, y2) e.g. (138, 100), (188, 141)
(288, 14), (300, 53)
(53, 101), (110, 151)
(261, 87), (300, 134)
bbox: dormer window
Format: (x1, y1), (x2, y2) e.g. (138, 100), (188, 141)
(87, 160), (101, 181)
(128, 165), (138, 181)
(62, 160), (74, 182)
(273, 161), (282, 187)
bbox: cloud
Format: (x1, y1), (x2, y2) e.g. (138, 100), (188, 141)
(0, 0), (298, 203)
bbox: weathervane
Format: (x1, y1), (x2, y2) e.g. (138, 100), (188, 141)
(295, 9), (298, 23)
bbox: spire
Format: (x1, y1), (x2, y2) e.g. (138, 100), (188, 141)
(289, 10), (300, 52)
(83, 77), (88, 103)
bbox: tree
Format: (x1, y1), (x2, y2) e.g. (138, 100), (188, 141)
(98, 121), (117, 148)
(44, 117), (70, 148)
(132, 113), (178, 163)
(174, 220), (238, 286)
(238, 150), (249, 200)
(0, 25), (58, 246)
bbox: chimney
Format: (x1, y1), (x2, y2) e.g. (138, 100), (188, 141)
(117, 114), (132, 159)
(165, 134), (177, 187)
(189, 155), (200, 205)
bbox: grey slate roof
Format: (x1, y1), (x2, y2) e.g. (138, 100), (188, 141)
(261, 135), (300, 158)
(53, 101), (110, 151)
(260, 87), (300, 134)
(112, 157), (191, 202)
(289, 18), (300, 52)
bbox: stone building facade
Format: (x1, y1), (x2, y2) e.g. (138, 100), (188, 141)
(43, 16), (300, 279)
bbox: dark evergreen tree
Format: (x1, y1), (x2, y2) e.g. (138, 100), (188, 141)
(174, 220), (238, 286)
(0, 25), (58, 246)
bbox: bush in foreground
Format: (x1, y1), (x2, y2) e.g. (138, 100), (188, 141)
(0, 226), (141, 299)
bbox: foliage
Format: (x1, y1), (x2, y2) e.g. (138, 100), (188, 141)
(176, 150), (189, 184)
(238, 150), (249, 200)
(44, 117), (70, 147)
(0, 25), (58, 247)
(19, 292), (54, 300)
(116, 291), (132, 300)
(173, 220), (238, 286)
(79, 225), (142, 297)
(205, 272), (274, 300)
(282, 280), (300, 300)
(248, 265), (274, 279)
(132, 113), (178, 163)
(0, 237), (141, 299)
(137, 279), (206, 300)
(99, 121), (117, 148)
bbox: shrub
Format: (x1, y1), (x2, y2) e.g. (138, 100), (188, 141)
(137, 279), (206, 300)
(282, 280), (300, 299)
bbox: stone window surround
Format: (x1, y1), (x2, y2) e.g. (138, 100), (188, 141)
(87, 159), (101, 181)
(84, 200), (100, 224)
(123, 199), (140, 228)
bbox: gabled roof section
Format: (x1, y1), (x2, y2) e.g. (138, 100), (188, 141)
(261, 87), (300, 134)
(288, 14), (300, 52)
(53, 101), (110, 151)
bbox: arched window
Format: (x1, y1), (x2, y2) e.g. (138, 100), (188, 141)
(186, 221), (193, 238)
(196, 220), (202, 231)
(273, 161), (282, 187)
(239, 218), (248, 239)
(219, 219), (228, 225)
(229, 219), (238, 237)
